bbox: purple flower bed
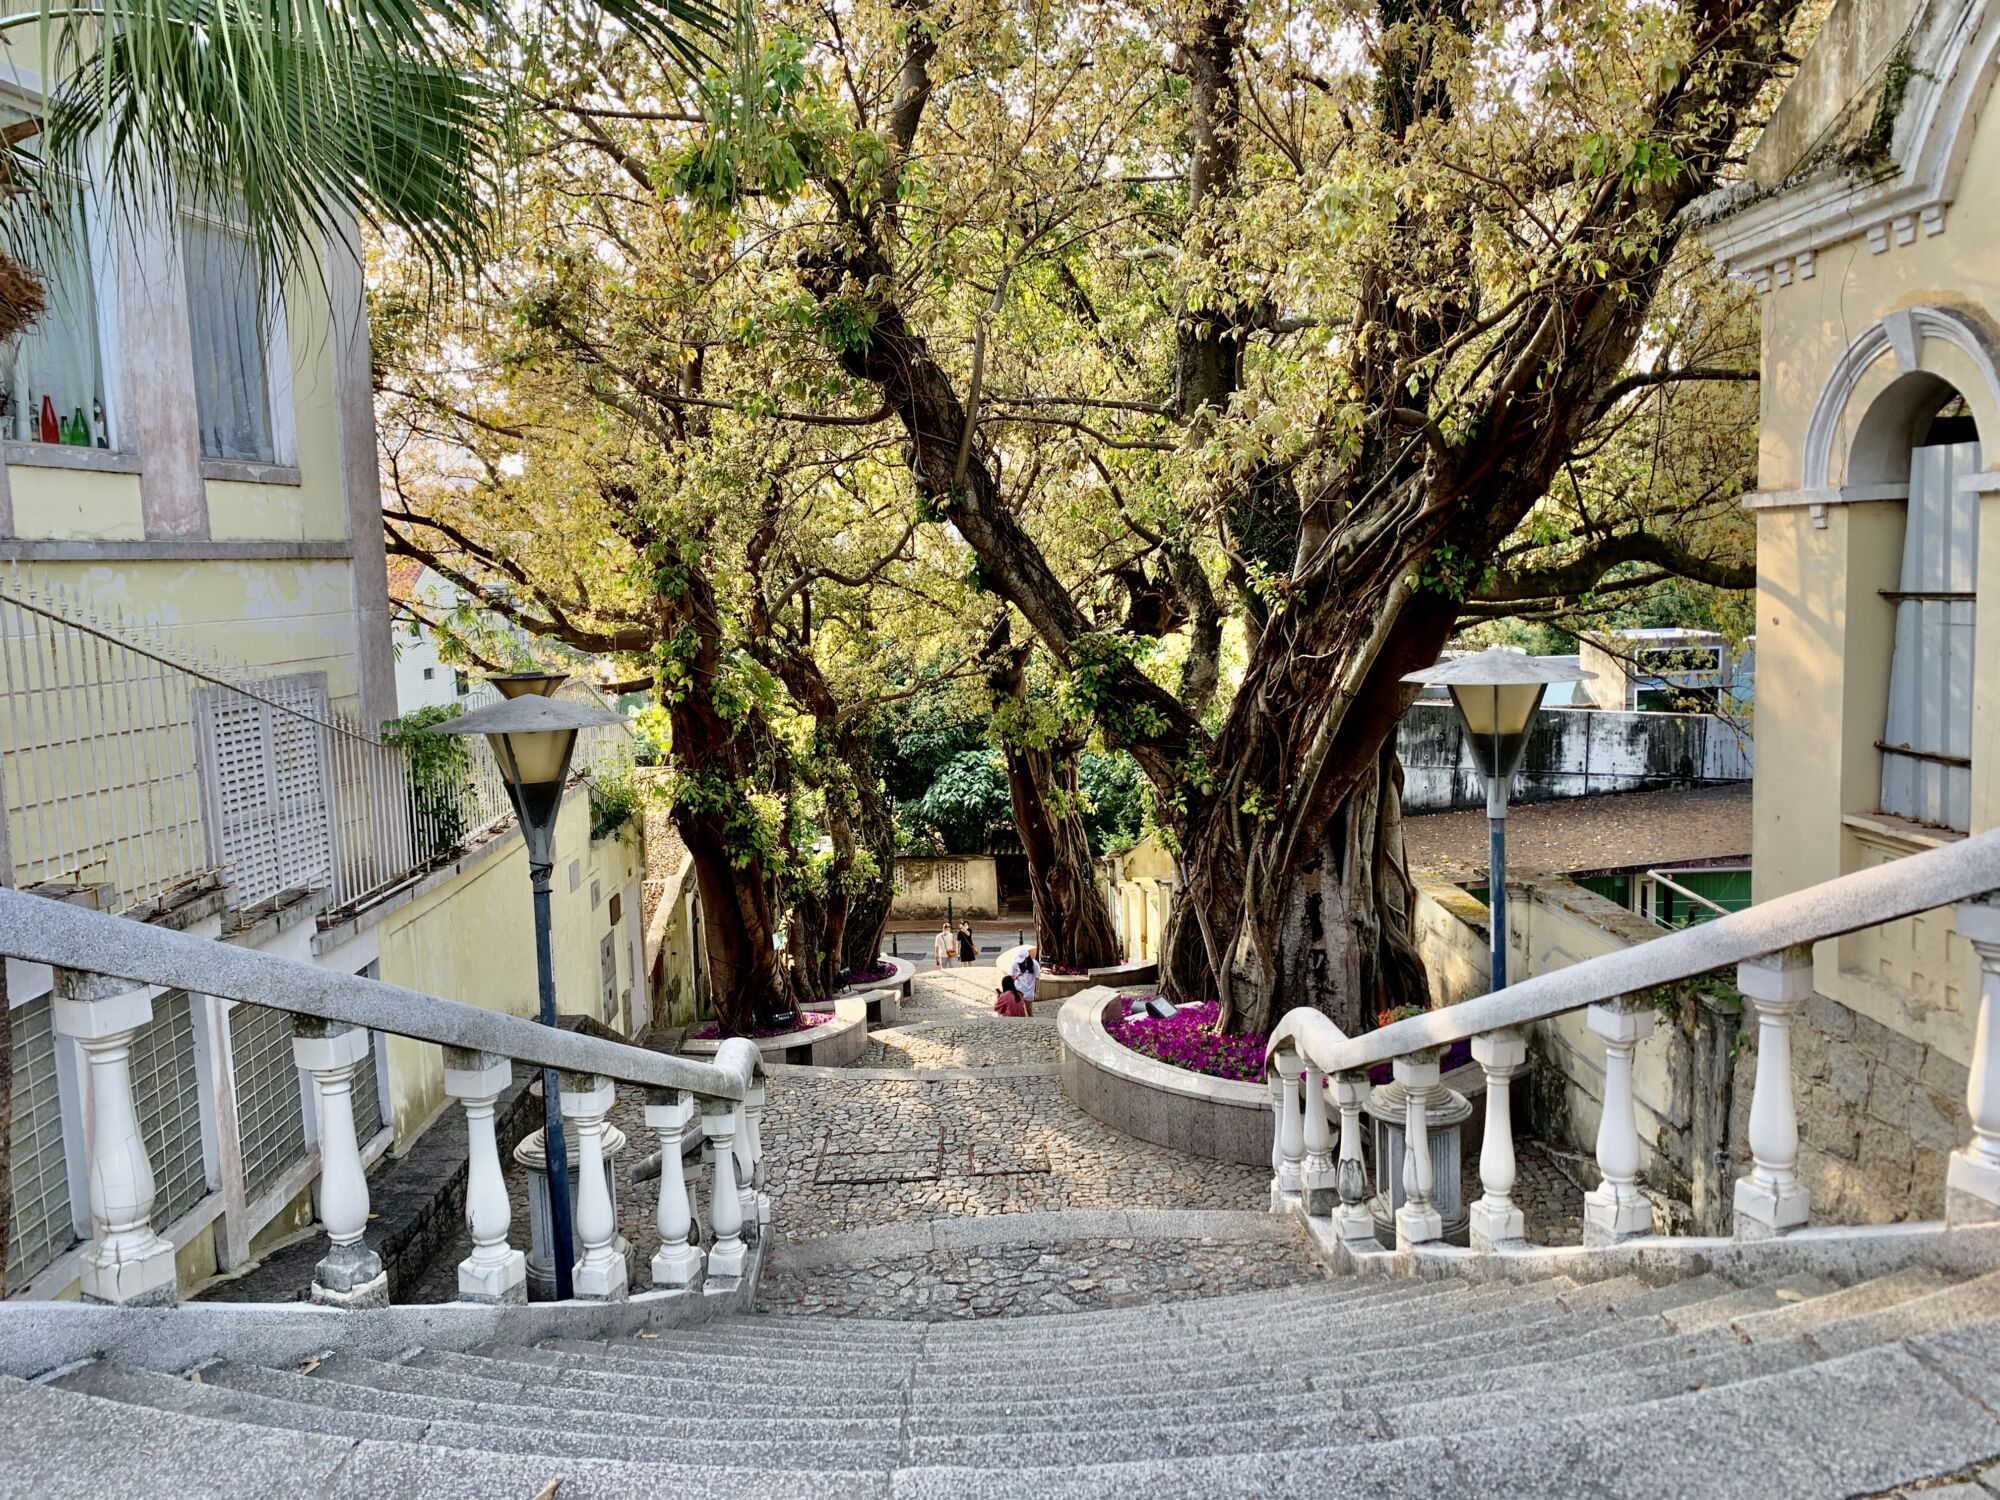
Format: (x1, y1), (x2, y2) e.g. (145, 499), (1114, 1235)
(1044, 963), (1089, 977)
(846, 959), (897, 986)
(688, 1011), (832, 1042)
(1104, 999), (1267, 1083)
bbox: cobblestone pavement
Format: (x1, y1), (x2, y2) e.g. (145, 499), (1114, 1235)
(759, 1235), (1323, 1320)
(408, 963), (1585, 1303)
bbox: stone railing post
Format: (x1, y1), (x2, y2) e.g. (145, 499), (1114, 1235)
(1950, 901), (2000, 1225)
(1301, 1061), (1336, 1215)
(1332, 1071), (1377, 1247)
(645, 1088), (703, 1289)
(1275, 1048), (1305, 1204)
(1394, 1052), (1443, 1248)
(1583, 1002), (1656, 1246)
(563, 1073), (627, 1301)
(1470, 1028), (1528, 1251)
(293, 1020), (387, 1308)
(1734, 945), (1813, 1238)
(735, 1079), (766, 1241)
(53, 969), (178, 1306)
(703, 1096), (747, 1279)
(442, 1048), (525, 1304)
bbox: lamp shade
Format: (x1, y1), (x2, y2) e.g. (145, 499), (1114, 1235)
(428, 688), (625, 862)
(1403, 646), (1594, 784)
(489, 671), (568, 701)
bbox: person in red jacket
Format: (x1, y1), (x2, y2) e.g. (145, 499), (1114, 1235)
(993, 974), (1030, 1017)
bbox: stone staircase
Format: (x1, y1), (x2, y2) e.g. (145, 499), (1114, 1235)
(5, 1263), (1997, 1498)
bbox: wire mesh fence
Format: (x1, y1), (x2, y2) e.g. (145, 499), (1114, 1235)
(0, 570), (631, 920)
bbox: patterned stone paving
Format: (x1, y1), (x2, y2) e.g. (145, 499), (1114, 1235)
(759, 1234), (1324, 1320)
(409, 963), (1587, 1305)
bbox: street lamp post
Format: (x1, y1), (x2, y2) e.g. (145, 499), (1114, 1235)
(1402, 648), (1591, 992)
(432, 672), (623, 1300)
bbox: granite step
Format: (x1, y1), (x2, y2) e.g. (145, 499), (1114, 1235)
(887, 1334), (2000, 1500)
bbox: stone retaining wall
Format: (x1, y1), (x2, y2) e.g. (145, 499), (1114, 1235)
(1057, 990), (1272, 1167)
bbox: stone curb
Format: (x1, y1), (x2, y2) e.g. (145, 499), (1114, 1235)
(769, 1209), (1306, 1273)
(764, 1061), (1061, 1083)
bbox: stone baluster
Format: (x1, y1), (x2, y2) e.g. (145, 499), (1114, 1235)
(1949, 901), (2000, 1225)
(52, 969), (178, 1305)
(1301, 1061), (1337, 1215)
(1583, 1002), (1657, 1246)
(645, 1088), (703, 1289)
(563, 1073), (627, 1301)
(1469, 1029), (1528, 1251)
(1332, 1072), (1378, 1247)
(293, 1020), (388, 1308)
(1268, 1068), (1285, 1196)
(1733, 946), (1813, 1238)
(734, 1082), (766, 1241)
(1394, 1053), (1443, 1248)
(703, 1097), (748, 1278)
(1275, 1048), (1306, 1204)
(443, 1048), (526, 1304)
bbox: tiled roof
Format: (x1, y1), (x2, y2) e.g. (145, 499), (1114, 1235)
(1405, 783), (1752, 884)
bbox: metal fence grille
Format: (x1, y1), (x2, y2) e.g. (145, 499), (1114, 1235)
(1, 571), (634, 919)
(229, 1001), (306, 1201)
(1882, 439), (1981, 830)
(351, 1035), (384, 1145)
(128, 990), (209, 1229)
(5, 994), (77, 1290)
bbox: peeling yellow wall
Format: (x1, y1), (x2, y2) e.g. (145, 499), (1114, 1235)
(373, 792), (645, 1149)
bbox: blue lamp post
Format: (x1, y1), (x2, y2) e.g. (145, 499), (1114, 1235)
(1402, 647), (1591, 992)
(432, 673), (622, 1299)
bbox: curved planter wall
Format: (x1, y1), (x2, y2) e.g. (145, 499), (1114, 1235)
(683, 1006), (869, 1068)
(998, 947), (1163, 1005)
(1057, 991), (1272, 1167)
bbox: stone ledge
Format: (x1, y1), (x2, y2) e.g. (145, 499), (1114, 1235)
(771, 1208), (1305, 1273)
(1058, 990), (1273, 1167)
(681, 1007), (870, 1068)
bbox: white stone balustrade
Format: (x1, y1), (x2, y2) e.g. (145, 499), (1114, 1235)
(1275, 1048), (1305, 1204)
(735, 1080), (765, 1242)
(1301, 1061), (1337, 1215)
(646, 1088), (703, 1289)
(1470, 1028), (1528, 1251)
(293, 1021), (388, 1308)
(443, 1047), (526, 1304)
(563, 1073), (628, 1301)
(1734, 946), (1813, 1238)
(704, 1098), (748, 1279)
(53, 968), (179, 1307)
(1951, 900), (2000, 1226)
(1394, 1053), (1443, 1248)
(1332, 1072), (1377, 1246)
(1583, 1002), (1656, 1247)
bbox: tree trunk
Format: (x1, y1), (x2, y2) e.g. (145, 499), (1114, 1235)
(661, 569), (808, 1033)
(840, 772), (897, 973)
(989, 650), (1122, 971)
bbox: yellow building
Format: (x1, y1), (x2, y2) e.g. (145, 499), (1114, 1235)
(1697, 0), (1993, 1218)
(0, 158), (672, 1295)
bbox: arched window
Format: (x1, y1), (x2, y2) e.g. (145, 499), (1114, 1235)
(1880, 388), (1981, 830)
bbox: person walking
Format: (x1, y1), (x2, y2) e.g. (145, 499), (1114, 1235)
(933, 919), (956, 969)
(956, 921), (977, 964)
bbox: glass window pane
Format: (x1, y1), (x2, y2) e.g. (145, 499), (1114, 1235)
(183, 219), (273, 463)
(0, 105), (107, 447)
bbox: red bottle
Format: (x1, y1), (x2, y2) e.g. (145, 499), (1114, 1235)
(39, 394), (57, 444)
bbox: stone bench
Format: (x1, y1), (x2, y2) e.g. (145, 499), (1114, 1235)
(844, 953), (914, 1000)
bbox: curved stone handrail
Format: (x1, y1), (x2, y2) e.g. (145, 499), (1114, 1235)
(0, 887), (757, 1101)
(1269, 825), (2000, 1079)
(1263, 822), (2000, 1256)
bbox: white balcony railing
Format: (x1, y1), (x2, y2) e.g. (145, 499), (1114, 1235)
(0, 571), (631, 920)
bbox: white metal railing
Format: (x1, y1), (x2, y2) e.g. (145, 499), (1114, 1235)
(0, 573), (633, 921)
(1267, 828), (2000, 1251)
(0, 887), (764, 1308)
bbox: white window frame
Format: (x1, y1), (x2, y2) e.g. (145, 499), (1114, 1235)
(0, 81), (127, 454)
(179, 206), (297, 468)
